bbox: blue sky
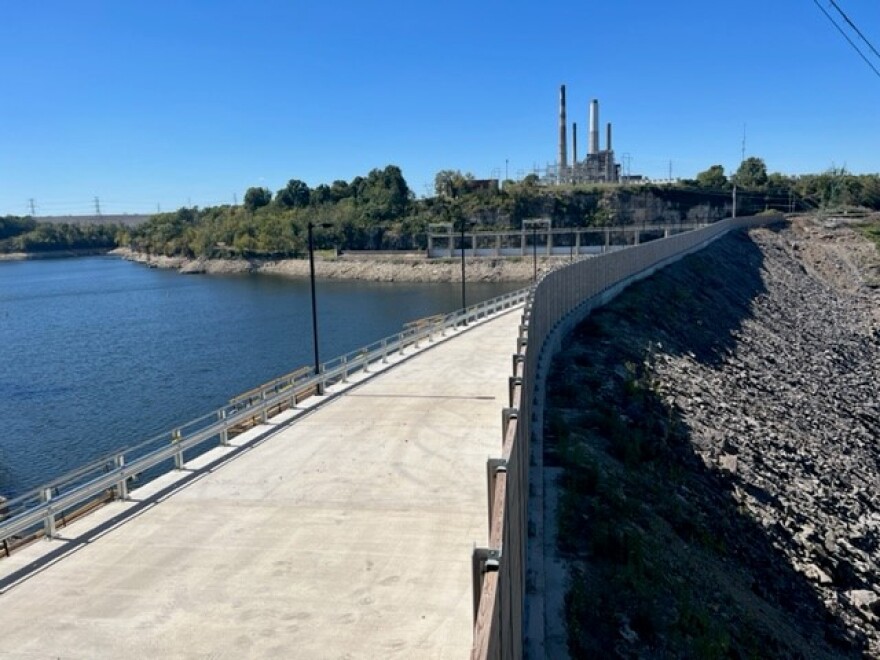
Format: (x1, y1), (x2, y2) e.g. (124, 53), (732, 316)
(2, 0), (879, 216)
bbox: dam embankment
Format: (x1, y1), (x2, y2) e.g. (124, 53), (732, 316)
(544, 218), (880, 656)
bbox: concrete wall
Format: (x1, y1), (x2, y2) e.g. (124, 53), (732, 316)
(470, 214), (781, 659)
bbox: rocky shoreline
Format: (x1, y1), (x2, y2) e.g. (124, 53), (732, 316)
(111, 247), (544, 282)
(546, 217), (880, 656)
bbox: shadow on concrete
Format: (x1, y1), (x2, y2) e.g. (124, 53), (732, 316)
(0, 416), (296, 594)
(544, 227), (867, 657)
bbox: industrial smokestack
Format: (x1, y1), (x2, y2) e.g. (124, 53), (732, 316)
(572, 122), (577, 165)
(558, 85), (568, 171)
(589, 99), (599, 155)
(606, 122), (612, 153)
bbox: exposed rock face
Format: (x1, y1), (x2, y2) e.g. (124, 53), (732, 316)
(656, 222), (880, 652)
(546, 218), (880, 657)
(112, 247), (546, 282)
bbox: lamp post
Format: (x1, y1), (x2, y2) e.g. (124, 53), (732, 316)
(308, 221), (333, 394)
(458, 217), (476, 324)
(523, 219), (541, 283)
(531, 224), (537, 282)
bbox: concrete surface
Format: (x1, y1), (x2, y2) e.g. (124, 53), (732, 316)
(0, 308), (522, 659)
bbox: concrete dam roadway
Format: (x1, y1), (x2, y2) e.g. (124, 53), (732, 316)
(0, 307), (522, 658)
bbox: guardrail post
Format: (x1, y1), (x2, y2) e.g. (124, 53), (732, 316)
(502, 407), (519, 438)
(115, 454), (128, 500)
(172, 429), (184, 469)
(508, 376), (523, 408)
(486, 458), (507, 529)
(382, 339), (388, 363)
(260, 389), (268, 423)
(342, 356), (349, 383)
(361, 349), (369, 373)
(219, 409), (229, 446)
(398, 333), (405, 356)
(41, 488), (56, 539)
(472, 546), (501, 624)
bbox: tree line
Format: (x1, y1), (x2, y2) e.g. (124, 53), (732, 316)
(0, 218), (120, 253)
(5, 161), (880, 257)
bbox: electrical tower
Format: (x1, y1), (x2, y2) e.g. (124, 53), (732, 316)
(94, 197), (102, 217)
(28, 198), (36, 217)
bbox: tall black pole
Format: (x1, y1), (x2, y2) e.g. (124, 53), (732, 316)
(532, 224), (537, 283)
(460, 219), (466, 322)
(308, 222), (322, 393)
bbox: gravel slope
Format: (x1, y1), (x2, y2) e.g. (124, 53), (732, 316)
(545, 217), (880, 657)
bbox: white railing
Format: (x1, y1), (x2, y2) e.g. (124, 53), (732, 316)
(0, 287), (529, 553)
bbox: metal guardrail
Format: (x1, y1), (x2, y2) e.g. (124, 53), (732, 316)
(0, 287), (529, 554)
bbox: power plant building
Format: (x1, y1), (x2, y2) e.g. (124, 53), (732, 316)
(548, 84), (620, 184)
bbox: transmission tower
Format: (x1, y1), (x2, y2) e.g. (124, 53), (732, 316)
(28, 198), (36, 217)
(94, 196), (102, 217)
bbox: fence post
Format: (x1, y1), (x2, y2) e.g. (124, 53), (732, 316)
(382, 339), (388, 364)
(172, 429), (184, 469)
(260, 389), (268, 423)
(41, 488), (56, 539)
(219, 409), (229, 446)
(115, 454), (128, 500)
(342, 356), (348, 383)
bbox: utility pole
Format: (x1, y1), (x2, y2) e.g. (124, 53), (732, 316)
(668, 160), (672, 181)
(94, 196), (101, 217)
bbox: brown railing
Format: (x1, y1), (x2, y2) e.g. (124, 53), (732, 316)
(471, 215), (782, 659)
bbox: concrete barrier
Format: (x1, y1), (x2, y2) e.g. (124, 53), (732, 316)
(471, 214), (782, 659)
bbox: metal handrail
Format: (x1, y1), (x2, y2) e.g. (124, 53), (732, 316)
(0, 286), (530, 547)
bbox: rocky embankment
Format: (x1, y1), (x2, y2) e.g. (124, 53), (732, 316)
(112, 248), (544, 282)
(547, 217), (880, 657)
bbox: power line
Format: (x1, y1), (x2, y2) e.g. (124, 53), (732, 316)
(828, 0), (880, 62)
(812, 0), (880, 80)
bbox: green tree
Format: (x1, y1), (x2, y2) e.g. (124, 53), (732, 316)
(695, 165), (727, 189)
(275, 179), (311, 208)
(735, 157), (768, 189)
(243, 187), (272, 211)
(434, 169), (474, 197)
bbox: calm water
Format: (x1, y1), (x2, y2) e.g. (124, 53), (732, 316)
(0, 257), (522, 498)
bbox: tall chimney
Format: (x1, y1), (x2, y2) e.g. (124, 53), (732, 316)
(572, 122), (578, 165)
(606, 122), (612, 153)
(558, 85), (568, 171)
(588, 99), (599, 155)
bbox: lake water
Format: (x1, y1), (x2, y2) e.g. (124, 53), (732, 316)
(0, 257), (522, 499)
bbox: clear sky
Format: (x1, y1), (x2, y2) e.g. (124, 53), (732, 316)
(2, 0), (879, 216)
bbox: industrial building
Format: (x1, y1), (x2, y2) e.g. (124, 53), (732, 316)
(546, 84), (620, 185)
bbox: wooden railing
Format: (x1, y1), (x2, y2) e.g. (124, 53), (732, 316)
(470, 214), (783, 658)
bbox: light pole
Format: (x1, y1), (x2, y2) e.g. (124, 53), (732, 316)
(308, 221), (333, 394)
(523, 219), (545, 283)
(531, 224), (537, 282)
(459, 217), (476, 324)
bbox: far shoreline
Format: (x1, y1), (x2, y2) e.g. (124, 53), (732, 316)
(111, 247), (549, 283)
